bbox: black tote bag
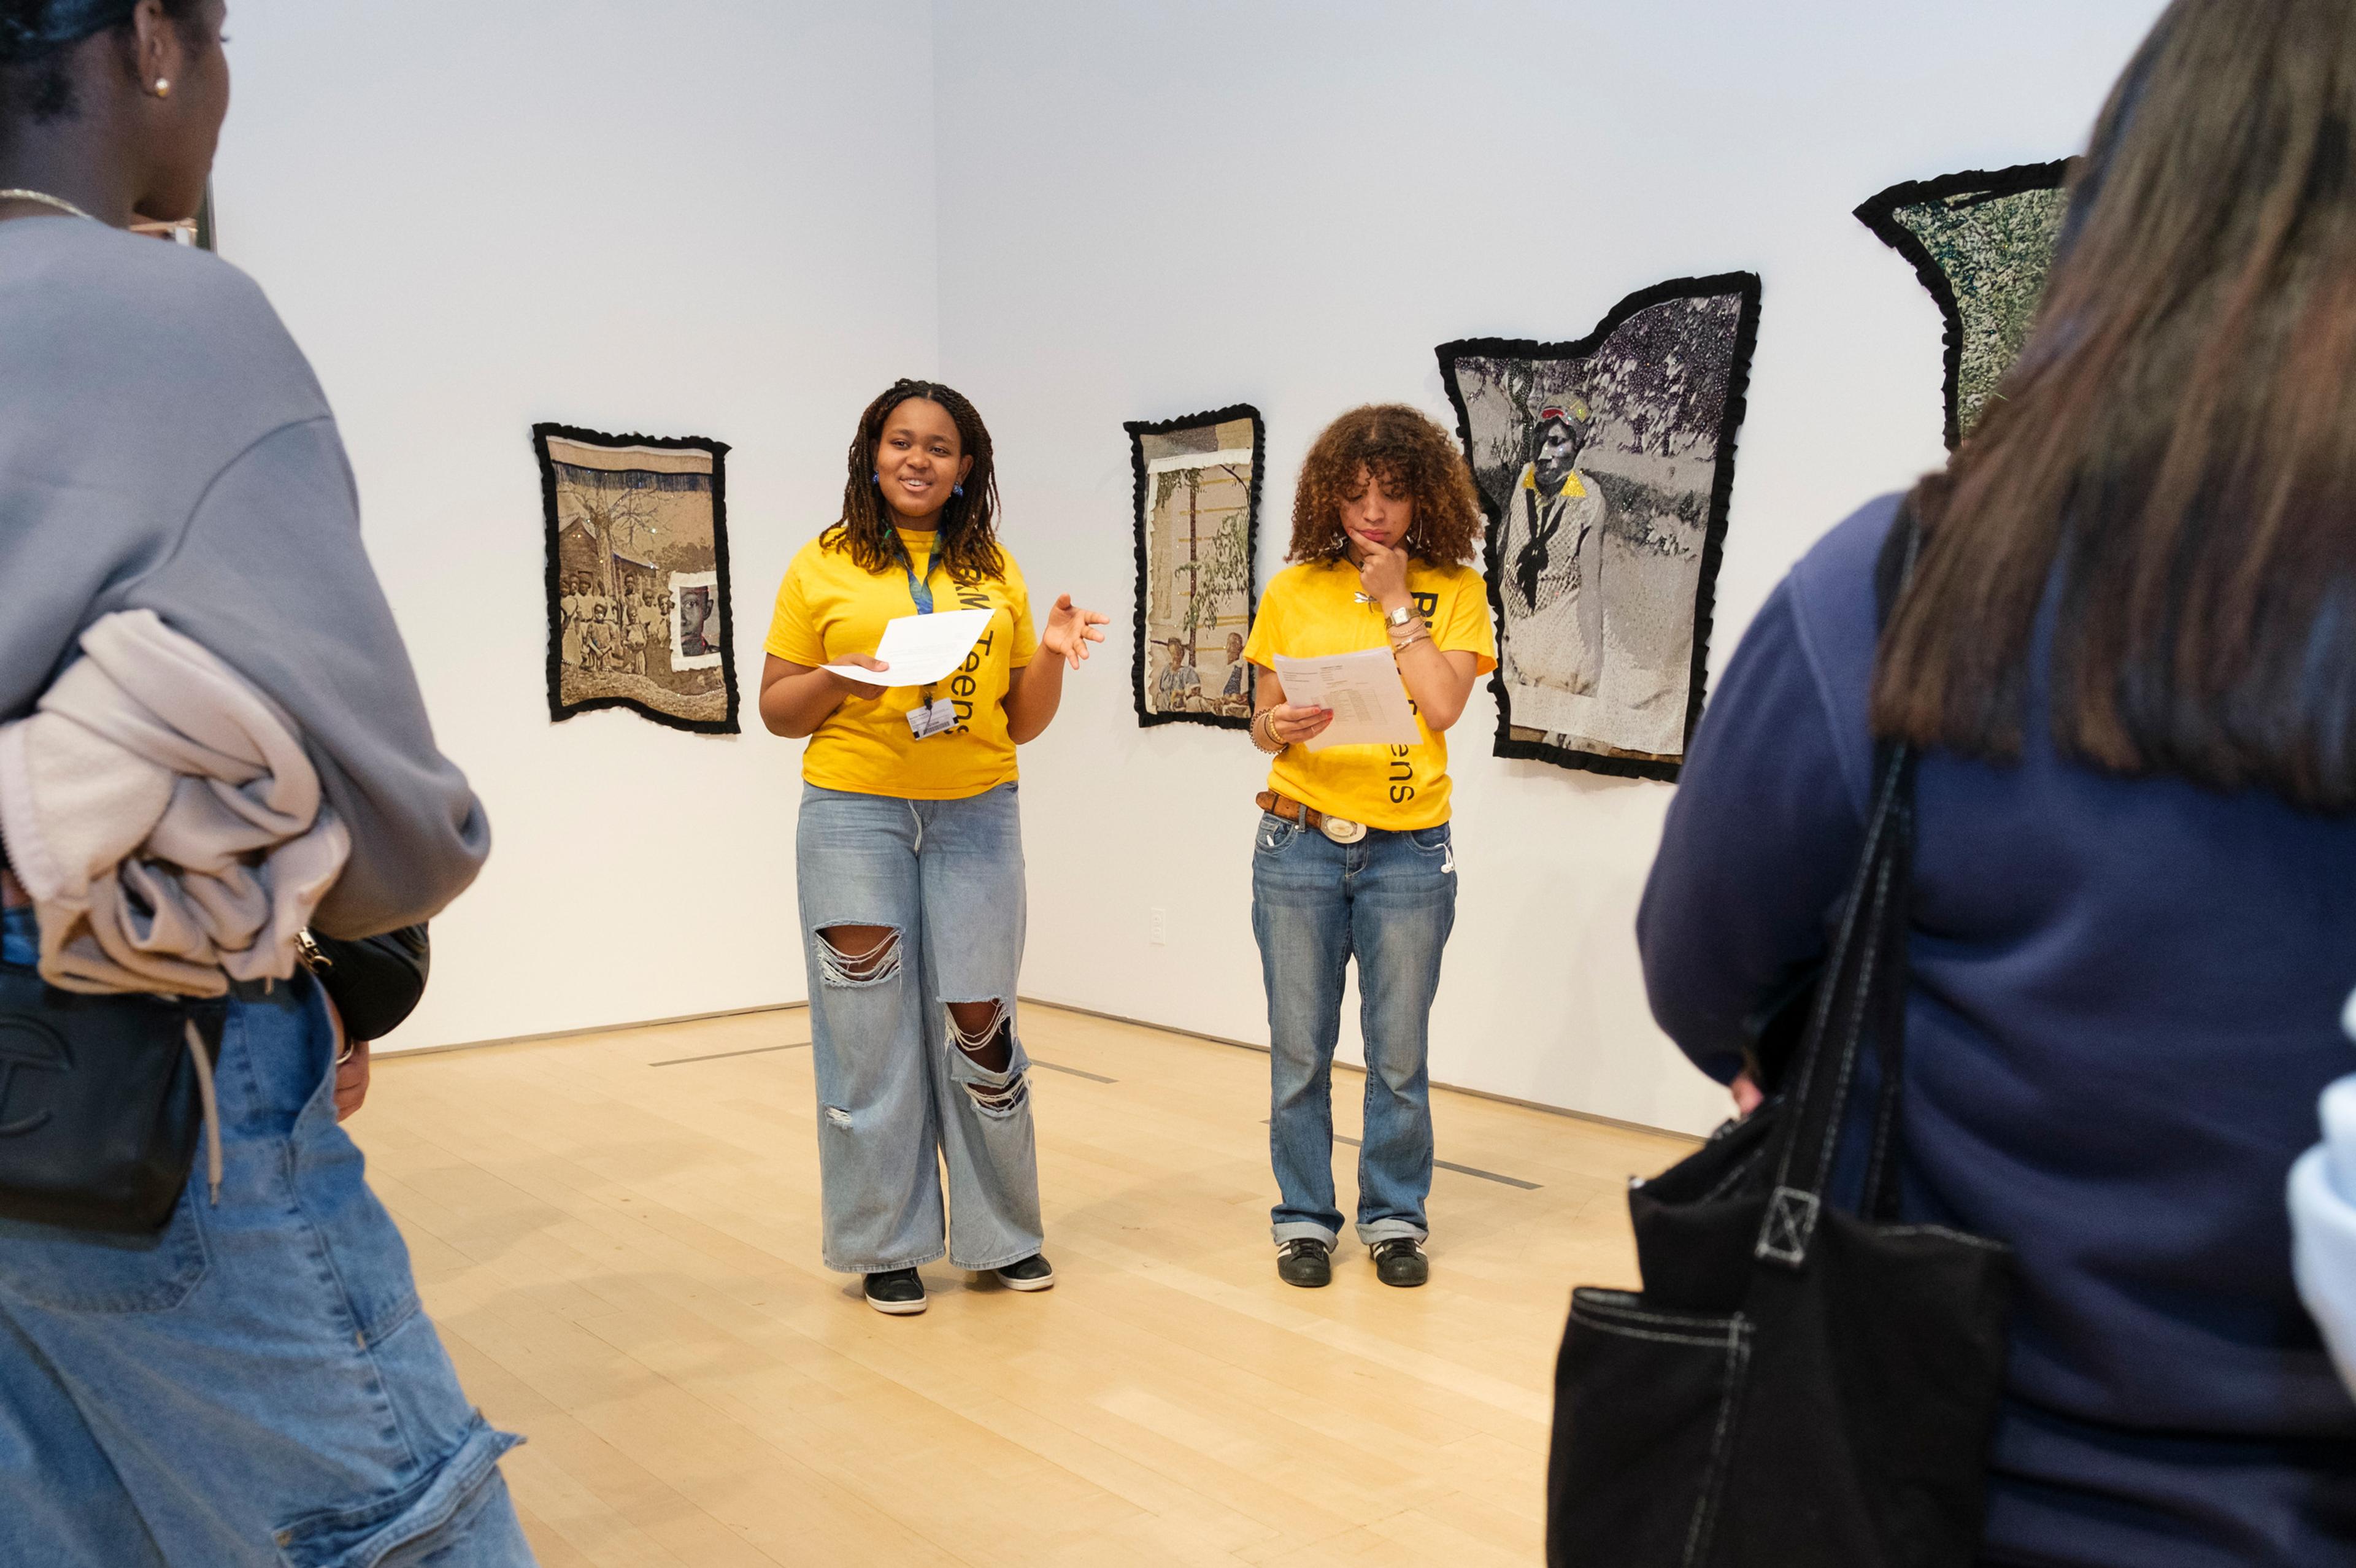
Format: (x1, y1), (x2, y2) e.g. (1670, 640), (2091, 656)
(1546, 737), (2017, 1567)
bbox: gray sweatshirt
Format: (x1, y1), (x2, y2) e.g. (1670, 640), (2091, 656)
(0, 217), (488, 937)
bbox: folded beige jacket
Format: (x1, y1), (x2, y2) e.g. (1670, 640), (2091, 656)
(0, 609), (350, 996)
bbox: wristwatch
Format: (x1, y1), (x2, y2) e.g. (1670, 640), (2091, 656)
(1382, 604), (1418, 629)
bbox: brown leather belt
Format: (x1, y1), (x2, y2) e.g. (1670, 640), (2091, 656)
(1255, 790), (1368, 844)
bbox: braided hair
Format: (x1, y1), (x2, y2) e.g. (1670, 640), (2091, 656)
(822, 379), (1007, 583)
(0, 0), (203, 126)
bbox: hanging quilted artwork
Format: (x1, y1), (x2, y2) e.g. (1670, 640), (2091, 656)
(1126, 405), (1264, 731)
(1437, 273), (1761, 782)
(534, 423), (741, 735)
(1855, 159), (2073, 450)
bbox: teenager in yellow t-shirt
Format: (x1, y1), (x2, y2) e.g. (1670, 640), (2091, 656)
(758, 380), (1108, 1317)
(1242, 404), (1498, 1292)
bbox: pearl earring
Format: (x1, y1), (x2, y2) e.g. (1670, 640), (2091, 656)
(153, 78), (172, 99)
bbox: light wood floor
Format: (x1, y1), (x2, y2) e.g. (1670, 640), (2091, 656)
(360, 1004), (1698, 1567)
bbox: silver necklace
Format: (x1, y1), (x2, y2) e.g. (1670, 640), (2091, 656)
(0, 190), (97, 223)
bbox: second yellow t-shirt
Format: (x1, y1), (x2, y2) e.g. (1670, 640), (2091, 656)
(1243, 558), (1498, 831)
(764, 527), (1038, 800)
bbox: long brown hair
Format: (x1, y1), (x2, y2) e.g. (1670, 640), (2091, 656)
(822, 379), (1006, 583)
(1290, 404), (1484, 566)
(1872, 0), (2356, 810)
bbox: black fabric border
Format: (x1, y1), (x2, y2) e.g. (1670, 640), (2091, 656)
(1123, 404), (1265, 732)
(533, 421), (741, 737)
(1435, 271), (1765, 784)
(1854, 159), (2073, 452)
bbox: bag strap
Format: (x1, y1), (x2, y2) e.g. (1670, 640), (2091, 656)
(1754, 506), (1923, 1268)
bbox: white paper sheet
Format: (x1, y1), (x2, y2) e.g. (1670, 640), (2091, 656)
(823, 608), (996, 688)
(1272, 648), (1422, 751)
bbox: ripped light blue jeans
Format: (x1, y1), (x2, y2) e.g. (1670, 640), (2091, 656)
(797, 782), (1041, 1274)
(0, 906), (534, 1568)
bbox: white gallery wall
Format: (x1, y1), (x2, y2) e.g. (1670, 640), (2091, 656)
(930, 0), (2168, 1135)
(214, 1), (939, 1049)
(209, 2), (2168, 1135)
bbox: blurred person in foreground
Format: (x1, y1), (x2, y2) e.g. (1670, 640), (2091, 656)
(0, 2), (526, 1563)
(1639, 1), (2356, 1561)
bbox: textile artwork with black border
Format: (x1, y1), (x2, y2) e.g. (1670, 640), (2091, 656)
(1437, 273), (1762, 783)
(1855, 159), (2073, 452)
(533, 422), (741, 736)
(1125, 404), (1266, 732)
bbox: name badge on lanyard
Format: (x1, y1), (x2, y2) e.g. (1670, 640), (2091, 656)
(907, 698), (959, 740)
(900, 541), (961, 742)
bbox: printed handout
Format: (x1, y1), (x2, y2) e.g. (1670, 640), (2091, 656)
(823, 609), (996, 688)
(1272, 648), (1421, 751)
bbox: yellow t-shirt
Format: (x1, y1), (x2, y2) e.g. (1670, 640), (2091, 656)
(1243, 558), (1498, 831)
(764, 527), (1038, 800)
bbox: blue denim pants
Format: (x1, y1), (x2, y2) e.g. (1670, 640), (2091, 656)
(1252, 813), (1458, 1250)
(796, 783), (1042, 1273)
(0, 907), (533, 1567)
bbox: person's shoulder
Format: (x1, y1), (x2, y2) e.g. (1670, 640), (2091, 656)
(9, 224), (321, 405)
(25, 221), (271, 312)
(789, 528), (853, 573)
(1262, 559), (1331, 598)
(1787, 491), (1904, 634)
(991, 540), (1028, 591)
(1751, 491), (1907, 741)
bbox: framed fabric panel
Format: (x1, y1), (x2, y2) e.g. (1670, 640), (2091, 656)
(1856, 159), (2073, 450)
(534, 423), (740, 736)
(1126, 404), (1265, 731)
(1438, 273), (1762, 782)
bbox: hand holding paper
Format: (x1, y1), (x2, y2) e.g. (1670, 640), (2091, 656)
(1271, 649), (1421, 750)
(824, 609), (995, 688)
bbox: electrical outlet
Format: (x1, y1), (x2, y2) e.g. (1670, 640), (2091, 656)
(1150, 907), (1168, 946)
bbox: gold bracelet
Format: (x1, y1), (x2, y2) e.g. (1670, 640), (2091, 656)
(1252, 709), (1287, 755)
(1390, 625), (1431, 656)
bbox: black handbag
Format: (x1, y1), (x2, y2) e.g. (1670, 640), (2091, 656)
(1546, 524), (2017, 1567)
(0, 964), (228, 1236)
(301, 923), (429, 1042)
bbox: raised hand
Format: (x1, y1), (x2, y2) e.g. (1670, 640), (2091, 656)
(1356, 538), (1411, 609)
(1041, 595), (1111, 671)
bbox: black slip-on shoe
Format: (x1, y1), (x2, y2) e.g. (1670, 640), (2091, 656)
(1276, 1239), (1332, 1288)
(1371, 1238), (1429, 1288)
(995, 1254), (1056, 1292)
(864, 1267), (928, 1315)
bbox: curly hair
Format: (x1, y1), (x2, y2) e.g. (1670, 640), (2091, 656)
(821, 379), (1007, 583)
(1288, 404), (1484, 566)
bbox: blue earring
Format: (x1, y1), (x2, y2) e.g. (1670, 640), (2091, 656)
(871, 471), (880, 485)
(953, 484), (964, 498)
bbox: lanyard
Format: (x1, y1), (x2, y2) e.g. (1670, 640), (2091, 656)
(899, 537), (943, 617)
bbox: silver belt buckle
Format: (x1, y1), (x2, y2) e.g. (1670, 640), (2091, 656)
(1319, 815), (1367, 845)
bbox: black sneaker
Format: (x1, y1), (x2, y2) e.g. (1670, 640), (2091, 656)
(995, 1254), (1055, 1292)
(1276, 1239), (1331, 1288)
(864, 1267), (927, 1316)
(1371, 1239), (1429, 1288)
